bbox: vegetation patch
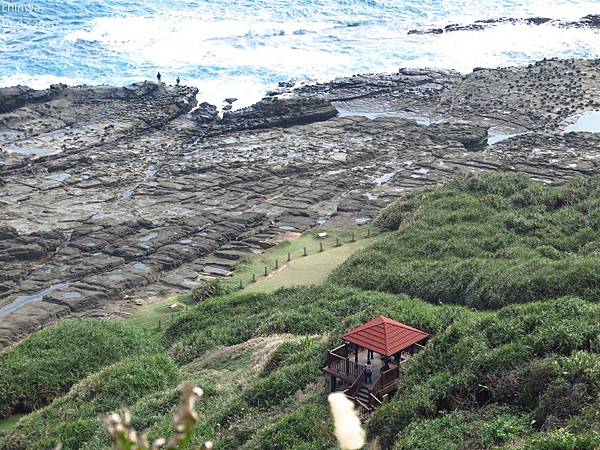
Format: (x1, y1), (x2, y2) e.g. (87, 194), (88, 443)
(369, 297), (600, 449)
(333, 173), (600, 309)
(0, 353), (179, 450)
(0, 319), (159, 418)
(163, 285), (465, 365)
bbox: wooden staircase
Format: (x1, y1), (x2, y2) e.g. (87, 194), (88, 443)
(343, 370), (385, 418)
(354, 385), (371, 405)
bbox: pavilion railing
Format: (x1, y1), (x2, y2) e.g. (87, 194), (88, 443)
(371, 366), (400, 395)
(345, 368), (366, 397)
(326, 350), (365, 379)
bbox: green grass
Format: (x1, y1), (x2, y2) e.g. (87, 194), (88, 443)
(126, 293), (194, 334)
(1, 353), (180, 450)
(226, 226), (379, 290)
(0, 415), (23, 435)
(0, 319), (159, 419)
(3, 173), (600, 450)
(163, 285), (466, 365)
(238, 233), (379, 295)
(333, 173), (600, 309)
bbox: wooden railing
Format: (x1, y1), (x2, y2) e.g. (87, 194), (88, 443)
(353, 398), (372, 420)
(330, 343), (347, 356)
(326, 350), (364, 378)
(369, 393), (383, 407)
(345, 369), (365, 397)
(327, 352), (346, 373)
(371, 366), (400, 395)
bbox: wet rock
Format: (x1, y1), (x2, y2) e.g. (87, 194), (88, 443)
(220, 97), (338, 130)
(2, 59), (600, 348)
(425, 122), (489, 150)
(191, 102), (219, 123)
(408, 14), (599, 35)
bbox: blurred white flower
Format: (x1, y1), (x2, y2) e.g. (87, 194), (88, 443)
(328, 392), (365, 450)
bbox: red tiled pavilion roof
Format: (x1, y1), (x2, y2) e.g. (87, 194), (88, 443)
(342, 316), (429, 357)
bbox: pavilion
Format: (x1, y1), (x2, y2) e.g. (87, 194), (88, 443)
(323, 315), (429, 415)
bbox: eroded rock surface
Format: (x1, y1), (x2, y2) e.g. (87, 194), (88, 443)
(1, 58), (600, 348)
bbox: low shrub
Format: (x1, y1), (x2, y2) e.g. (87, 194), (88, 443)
(191, 279), (232, 303)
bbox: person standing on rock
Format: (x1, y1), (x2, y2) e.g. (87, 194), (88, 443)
(157, 72), (162, 84)
(176, 76), (180, 86)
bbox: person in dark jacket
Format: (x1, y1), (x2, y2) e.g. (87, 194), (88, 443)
(157, 72), (161, 83)
(365, 360), (373, 384)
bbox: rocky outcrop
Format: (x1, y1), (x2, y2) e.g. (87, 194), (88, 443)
(191, 102), (219, 123)
(0, 84), (68, 114)
(221, 97), (338, 130)
(408, 14), (600, 35)
(2, 58), (600, 348)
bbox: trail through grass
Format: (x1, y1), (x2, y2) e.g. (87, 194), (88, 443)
(128, 226), (382, 330)
(226, 226), (380, 290)
(237, 233), (379, 295)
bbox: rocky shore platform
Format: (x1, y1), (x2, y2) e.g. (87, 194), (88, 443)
(1, 57), (600, 348)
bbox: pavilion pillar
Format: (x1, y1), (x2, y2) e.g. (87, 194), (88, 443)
(344, 343), (349, 375)
(355, 345), (359, 363)
(329, 375), (337, 393)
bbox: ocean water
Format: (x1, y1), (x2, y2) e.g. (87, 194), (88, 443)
(1, 0), (600, 107)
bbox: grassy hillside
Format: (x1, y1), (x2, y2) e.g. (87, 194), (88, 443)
(333, 173), (600, 309)
(1, 173), (600, 449)
(0, 319), (159, 419)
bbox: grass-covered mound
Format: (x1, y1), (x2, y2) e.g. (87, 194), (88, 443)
(332, 173), (600, 309)
(0, 319), (159, 418)
(163, 285), (466, 365)
(369, 297), (600, 449)
(162, 286), (599, 449)
(1, 353), (179, 450)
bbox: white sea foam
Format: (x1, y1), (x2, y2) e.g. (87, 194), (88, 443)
(3, 0), (600, 107)
(0, 73), (80, 89)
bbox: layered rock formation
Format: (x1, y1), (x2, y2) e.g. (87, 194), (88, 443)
(1, 58), (600, 348)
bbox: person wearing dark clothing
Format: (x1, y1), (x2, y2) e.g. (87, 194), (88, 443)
(380, 359), (390, 373)
(365, 360), (373, 384)
(157, 72), (161, 83)
(176, 76), (180, 86)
